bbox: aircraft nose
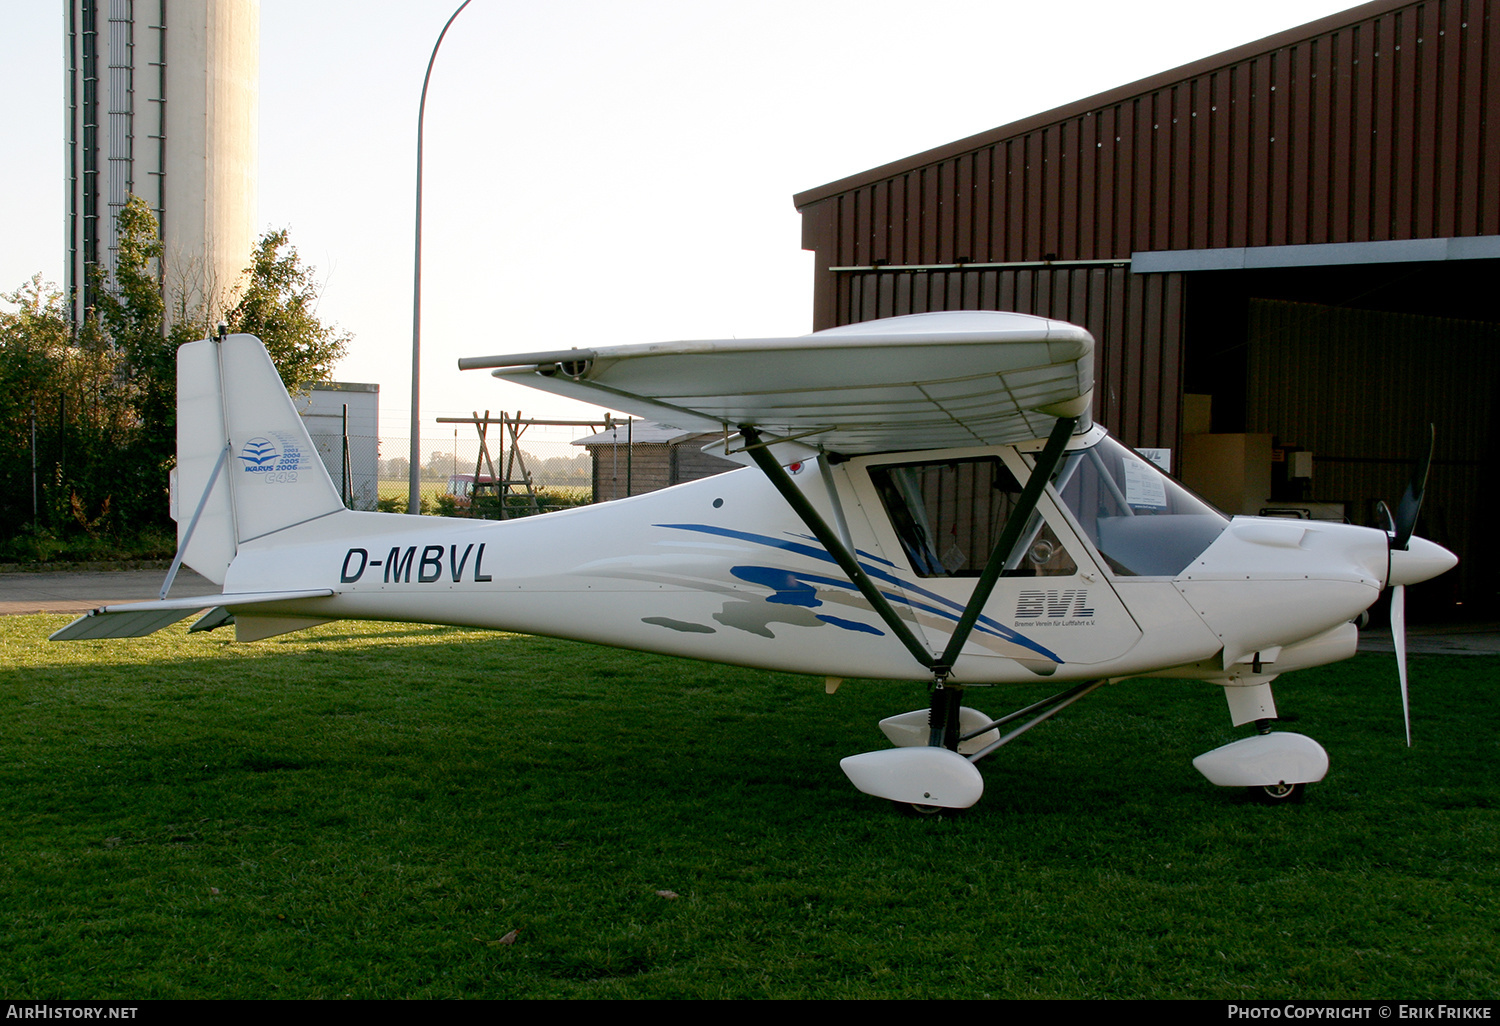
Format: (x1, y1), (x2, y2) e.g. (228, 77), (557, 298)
(1387, 536), (1458, 587)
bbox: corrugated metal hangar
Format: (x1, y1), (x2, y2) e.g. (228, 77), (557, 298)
(794, 0), (1499, 616)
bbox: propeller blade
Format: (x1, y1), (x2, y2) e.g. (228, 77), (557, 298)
(1392, 425), (1435, 551)
(1392, 583), (1411, 747)
(1375, 499), (1395, 539)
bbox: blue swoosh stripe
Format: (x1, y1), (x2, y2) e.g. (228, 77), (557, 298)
(655, 522), (1062, 663)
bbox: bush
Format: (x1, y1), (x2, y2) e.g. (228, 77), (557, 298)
(465, 486), (591, 520)
(0, 524), (176, 565)
(376, 494), (436, 516)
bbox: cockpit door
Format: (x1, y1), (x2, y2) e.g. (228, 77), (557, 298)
(846, 445), (1143, 680)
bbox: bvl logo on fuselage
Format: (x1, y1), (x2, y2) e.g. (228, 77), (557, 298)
(1015, 588), (1096, 625)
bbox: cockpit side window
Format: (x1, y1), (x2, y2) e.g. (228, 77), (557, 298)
(1047, 437), (1228, 576)
(868, 457), (1077, 578)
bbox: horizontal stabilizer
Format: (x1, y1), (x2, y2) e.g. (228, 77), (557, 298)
(189, 607), (236, 633)
(49, 607), (202, 641)
(49, 590), (336, 642)
(232, 614), (336, 643)
(187, 607), (338, 641)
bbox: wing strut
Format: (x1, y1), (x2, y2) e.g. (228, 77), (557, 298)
(934, 415), (1078, 675)
(738, 414), (1079, 689)
(739, 425), (933, 669)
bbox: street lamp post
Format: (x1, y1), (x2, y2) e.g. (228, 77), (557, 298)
(410, 0), (472, 514)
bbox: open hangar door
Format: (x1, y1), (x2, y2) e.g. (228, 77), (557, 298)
(1180, 260), (1500, 620)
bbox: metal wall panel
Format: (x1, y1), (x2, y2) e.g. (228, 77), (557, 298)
(795, 0), (1496, 458)
(802, 0), (1496, 274)
(834, 266), (1183, 451)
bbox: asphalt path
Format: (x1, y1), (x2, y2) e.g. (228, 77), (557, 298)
(0, 567), (220, 616)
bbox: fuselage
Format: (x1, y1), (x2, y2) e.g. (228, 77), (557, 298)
(215, 427), (1409, 686)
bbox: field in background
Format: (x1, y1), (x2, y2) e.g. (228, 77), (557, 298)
(377, 479), (591, 505)
(2, 616), (1495, 999)
(338, 424), (599, 511)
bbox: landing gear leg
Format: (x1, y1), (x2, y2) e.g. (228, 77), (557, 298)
(928, 678), (964, 751)
(892, 679), (968, 815)
(1194, 684), (1328, 799)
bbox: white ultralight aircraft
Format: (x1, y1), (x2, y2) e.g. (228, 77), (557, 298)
(51, 311), (1457, 812)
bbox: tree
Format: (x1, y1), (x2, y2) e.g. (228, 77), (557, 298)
(93, 199), (352, 433)
(226, 229), (351, 393)
(0, 276), (135, 537)
(0, 197), (356, 542)
(0, 278), (71, 534)
(90, 197), (197, 460)
(423, 450), (453, 481)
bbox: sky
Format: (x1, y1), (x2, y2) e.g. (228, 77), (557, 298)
(2, 0), (1364, 441)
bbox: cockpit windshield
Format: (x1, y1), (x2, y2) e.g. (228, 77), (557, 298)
(1043, 436), (1228, 577)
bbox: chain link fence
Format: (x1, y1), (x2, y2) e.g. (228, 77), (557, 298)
(308, 420), (735, 517)
(374, 423), (598, 515)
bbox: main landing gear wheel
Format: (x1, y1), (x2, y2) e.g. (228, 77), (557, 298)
(1250, 781), (1306, 804)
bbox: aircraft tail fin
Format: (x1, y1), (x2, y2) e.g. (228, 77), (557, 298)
(172, 335), (345, 584)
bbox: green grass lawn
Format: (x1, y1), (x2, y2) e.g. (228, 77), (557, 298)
(1, 616), (1495, 999)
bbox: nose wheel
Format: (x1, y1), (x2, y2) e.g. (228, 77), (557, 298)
(1193, 732), (1327, 801)
(1251, 781), (1306, 804)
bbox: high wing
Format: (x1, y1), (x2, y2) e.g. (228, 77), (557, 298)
(459, 311), (1093, 452)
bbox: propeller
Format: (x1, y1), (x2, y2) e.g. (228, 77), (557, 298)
(1391, 426), (1434, 552)
(1383, 426), (1436, 747)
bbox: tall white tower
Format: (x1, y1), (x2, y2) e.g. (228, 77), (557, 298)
(67, 0), (259, 325)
